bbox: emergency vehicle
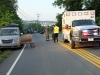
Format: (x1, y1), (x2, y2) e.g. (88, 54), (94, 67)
(62, 10), (100, 49)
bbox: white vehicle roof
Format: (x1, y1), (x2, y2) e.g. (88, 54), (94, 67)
(62, 10), (95, 26)
(1, 27), (19, 29)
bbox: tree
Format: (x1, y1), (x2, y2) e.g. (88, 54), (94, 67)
(84, 0), (100, 17)
(52, 0), (83, 11)
(56, 13), (62, 31)
(0, 0), (23, 30)
(26, 22), (45, 32)
(84, 0), (100, 25)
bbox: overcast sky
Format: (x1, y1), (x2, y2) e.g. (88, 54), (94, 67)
(17, 0), (64, 21)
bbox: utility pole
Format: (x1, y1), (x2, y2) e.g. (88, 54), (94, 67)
(36, 14), (40, 32)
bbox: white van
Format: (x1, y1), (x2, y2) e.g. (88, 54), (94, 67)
(0, 24), (32, 48)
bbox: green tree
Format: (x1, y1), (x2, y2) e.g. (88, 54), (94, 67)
(56, 13), (62, 31)
(84, 0), (100, 17)
(53, 0), (83, 11)
(0, 0), (23, 30)
(26, 22), (45, 32)
(84, 0), (100, 25)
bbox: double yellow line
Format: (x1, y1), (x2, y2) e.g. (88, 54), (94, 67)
(58, 40), (100, 68)
(43, 34), (100, 68)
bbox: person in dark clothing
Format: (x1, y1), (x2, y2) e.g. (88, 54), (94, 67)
(51, 25), (55, 40)
(45, 25), (49, 41)
(53, 25), (59, 43)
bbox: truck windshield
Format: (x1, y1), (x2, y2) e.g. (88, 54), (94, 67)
(72, 20), (96, 27)
(0, 29), (19, 35)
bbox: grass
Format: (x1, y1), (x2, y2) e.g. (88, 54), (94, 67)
(0, 50), (11, 62)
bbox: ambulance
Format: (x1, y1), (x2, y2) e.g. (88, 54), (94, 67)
(62, 10), (100, 49)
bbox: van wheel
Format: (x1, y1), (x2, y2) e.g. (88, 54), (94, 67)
(70, 39), (75, 49)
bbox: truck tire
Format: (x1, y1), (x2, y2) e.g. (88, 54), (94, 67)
(62, 34), (68, 43)
(70, 39), (75, 49)
(63, 36), (67, 43)
(63, 38), (66, 43)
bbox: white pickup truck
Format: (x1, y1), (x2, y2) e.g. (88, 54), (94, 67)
(62, 10), (100, 49)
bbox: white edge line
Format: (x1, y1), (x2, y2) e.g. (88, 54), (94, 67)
(6, 44), (26, 75)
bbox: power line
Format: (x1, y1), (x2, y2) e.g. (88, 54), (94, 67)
(21, 0), (35, 19)
(25, 0), (33, 9)
(18, 7), (34, 20)
(17, 10), (32, 21)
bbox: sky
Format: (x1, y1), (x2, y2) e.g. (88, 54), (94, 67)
(17, 0), (64, 21)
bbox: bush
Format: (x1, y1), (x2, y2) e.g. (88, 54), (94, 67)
(96, 17), (100, 26)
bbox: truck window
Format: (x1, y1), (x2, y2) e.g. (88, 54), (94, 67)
(72, 20), (96, 27)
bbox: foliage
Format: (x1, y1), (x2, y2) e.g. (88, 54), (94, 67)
(96, 17), (100, 26)
(52, 0), (83, 11)
(83, 0), (100, 25)
(25, 23), (45, 32)
(84, 0), (100, 17)
(0, 50), (11, 62)
(56, 13), (62, 31)
(0, 0), (23, 31)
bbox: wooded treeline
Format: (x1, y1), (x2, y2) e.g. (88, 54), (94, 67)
(0, 0), (23, 31)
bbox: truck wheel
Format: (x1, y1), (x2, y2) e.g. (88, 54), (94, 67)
(62, 35), (67, 43)
(70, 39), (75, 49)
(63, 38), (66, 43)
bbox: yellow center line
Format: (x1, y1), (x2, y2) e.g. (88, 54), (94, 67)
(59, 39), (100, 59)
(58, 41), (100, 68)
(42, 34), (100, 68)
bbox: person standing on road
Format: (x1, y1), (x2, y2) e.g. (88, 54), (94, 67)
(45, 25), (49, 41)
(53, 24), (59, 43)
(51, 25), (55, 40)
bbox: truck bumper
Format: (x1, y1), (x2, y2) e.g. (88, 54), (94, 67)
(72, 37), (100, 44)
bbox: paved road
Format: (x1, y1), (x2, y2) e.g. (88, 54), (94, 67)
(0, 33), (100, 75)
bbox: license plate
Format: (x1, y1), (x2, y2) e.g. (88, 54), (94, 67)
(88, 38), (94, 41)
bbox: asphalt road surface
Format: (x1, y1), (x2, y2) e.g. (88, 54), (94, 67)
(0, 33), (100, 75)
